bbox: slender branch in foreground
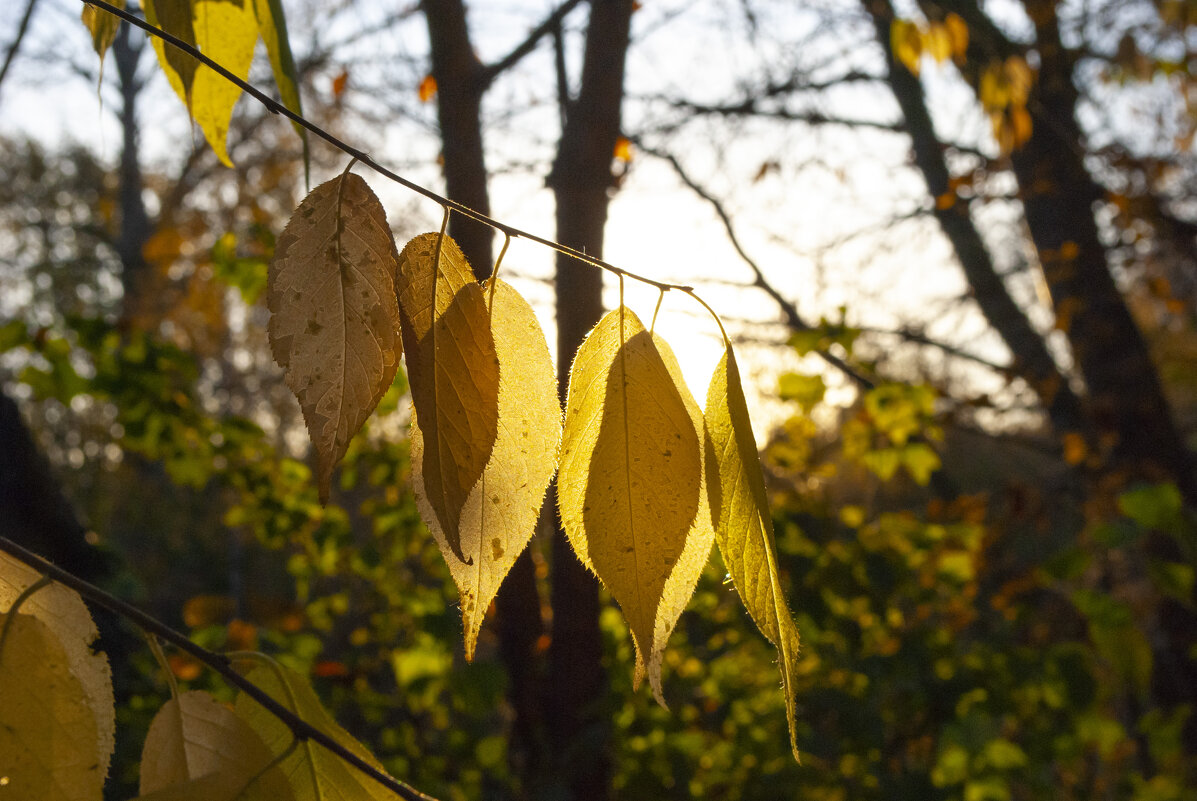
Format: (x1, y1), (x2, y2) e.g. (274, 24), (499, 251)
(0, 536), (439, 801)
(635, 139), (874, 390)
(80, 0), (688, 297)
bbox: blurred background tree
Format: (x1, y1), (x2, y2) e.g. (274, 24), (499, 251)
(0, 0), (1195, 799)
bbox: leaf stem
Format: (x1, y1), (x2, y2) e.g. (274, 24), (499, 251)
(0, 536), (439, 801)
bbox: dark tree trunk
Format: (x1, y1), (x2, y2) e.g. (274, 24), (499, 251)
(544, 2), (635, 799)
(866, 0), (1086, 439)
(1011, 1), (1193, 500)
(423, 0), (495, 278)
(421, 2), (550, 791)
(112, 23), (151, 314)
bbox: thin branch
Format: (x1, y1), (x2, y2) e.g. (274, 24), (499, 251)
(635, 139), (875, 390)
(0, 0), (41, 99)
(80, 0), (690, 297)
(478, 0), (587, 90)
(0, 536), (439, 801)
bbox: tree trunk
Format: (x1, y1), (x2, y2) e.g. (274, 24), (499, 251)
(423, 0), (495, 278)
(544, 2), (635, 799)
(865, 0), (1086, 439)
(112, 23), (151, 317)
(1010, 1), (1194, 501)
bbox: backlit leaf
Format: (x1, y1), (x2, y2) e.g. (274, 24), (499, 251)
(395, 233), (500, 564)
(410, 278), (561, 658)
(146, 0), (258, 166)
(705, 346), (801, 761)
(81, 0), (125, 64)
(234, 663), (395, 801)
(268, 172), (402, 503)
(137, 690), (294, 801)
(252, 0), (309, 179)
(558, 306), (709, 701)
(0, 613), (107, 800)
(891, 18), (922, 75)
(145, 0), (198, 102)
(0, 552), (115, 779)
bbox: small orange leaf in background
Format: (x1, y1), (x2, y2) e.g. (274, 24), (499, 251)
(168, 654), (203, 681)
(226, 619), (258, 651)
(313, 660), (350, 678)
(419, 74), (438, 103)
(1062, 432), (1088, 465)
(332, 69), (349, 98)
(613, 136), (633, 162)
(181, 594), (236, 628)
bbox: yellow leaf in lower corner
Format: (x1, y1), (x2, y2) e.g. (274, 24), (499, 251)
(0, 552), (115, 781)
(234, 663), (396, 801)
(137, 691), (293, 801)
(705, 346), (802, 761)
(0, 613), (106, 801)
(558, 306), (710, 702)
(411, 278), (561, 659)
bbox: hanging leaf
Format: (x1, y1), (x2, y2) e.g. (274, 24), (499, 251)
(144, 0), (199, 102)
(234, 662), (395, 801)
(146, 0), (258, 166)
(644, 327), (716, 699)
(81, 0), (126, 64)
(395, 233), (500, 564)
(705, 346), (801, 761)
(558, 306), (709, 701)
(0, 613), (110, 800)
(410, 277), (561, 658)
(251, 0), (309, 181)
(268, 172), (402, 503)
(137, 690), (294, 801)
(0, 552), (115, 780)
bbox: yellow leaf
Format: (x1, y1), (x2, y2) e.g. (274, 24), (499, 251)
(81, 0), (126, 64)
(558, 306), (709, 701)
(945, 13), (969, 60)
(0, 552), (115, 781)
(1011, 105), (1033, 147)
(924, 22), (951, 63)
(268, 172), (402, 503)
(234, 663), (396, 801)
(891, 18), (922, 75)
(0, 613), (107, 800)
(396, 233), (500, 564)
(144, 0), (198, 102)
(1005, 55), (1034, 104)
(705, 346), (801, 761)
(146, 0), (258, 166)
(410, 278), (561, 659)
(137, 691), (294, 801)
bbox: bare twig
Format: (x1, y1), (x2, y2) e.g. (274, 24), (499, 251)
(0, 0), (41, 99)
(0, 536), (439, 801)
(79, 0), (692, 298)
(479, 0), (587, 89)
(635, 139), (875, 390)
